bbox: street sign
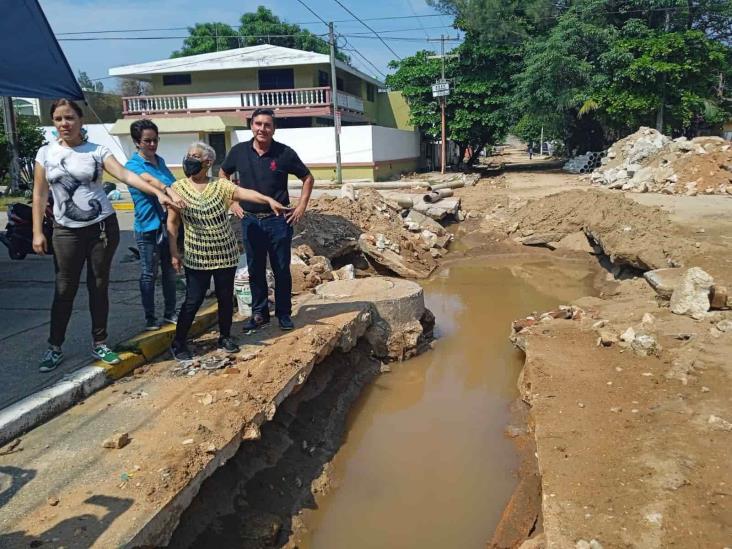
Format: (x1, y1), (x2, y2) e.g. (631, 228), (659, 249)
(432, 80), (450, 97)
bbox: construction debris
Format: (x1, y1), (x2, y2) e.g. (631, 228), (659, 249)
(293, 190), (440, 279)
(590, 127), (732, 194)
(563, 151), (606, 173)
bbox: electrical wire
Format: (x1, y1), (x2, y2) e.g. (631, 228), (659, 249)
(330, 0), (402, 60)
(405, 0), (432, 40)
(294, 0), (329, 27)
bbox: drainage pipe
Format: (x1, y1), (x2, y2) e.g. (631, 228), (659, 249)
(423, 189), (454, 203)
(428, 181), (465, 191)
(348, 181), (431, 190)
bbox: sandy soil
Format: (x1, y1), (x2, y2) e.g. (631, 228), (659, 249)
(452, 162), (732, 549)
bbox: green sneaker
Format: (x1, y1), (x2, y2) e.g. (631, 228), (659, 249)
(39, 347), (64, 373)
(92, 343), (121, 365)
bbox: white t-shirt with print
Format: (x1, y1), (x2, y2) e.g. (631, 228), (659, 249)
(35, 140), (115, 228)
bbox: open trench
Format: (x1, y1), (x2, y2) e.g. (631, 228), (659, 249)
(165, 250), (601, 549)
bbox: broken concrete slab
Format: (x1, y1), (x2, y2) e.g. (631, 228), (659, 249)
(643, 268), (685, 299)
(404, 209), (446, 236)
(412, 197), (461, 220)
(554, 231), (595, 254)
(520, 232), (568, 247)
(0, 279), (429, 549)
(358, 234), (435, 279)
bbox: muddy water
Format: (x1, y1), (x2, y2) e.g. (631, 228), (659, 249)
(296, 257), (597, 549)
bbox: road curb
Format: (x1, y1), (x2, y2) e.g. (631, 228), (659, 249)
(0, 302), (219, 447)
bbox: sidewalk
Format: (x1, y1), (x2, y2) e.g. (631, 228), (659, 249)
(0, 211), (176, 410)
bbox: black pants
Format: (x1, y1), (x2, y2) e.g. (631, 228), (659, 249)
(241, 214), (292, 318)
(173, 266), (235, 347)
(50, 215), (120, 346)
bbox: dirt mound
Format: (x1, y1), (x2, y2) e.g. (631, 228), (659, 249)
(591, 127), (732, 195)
(512, 189), (700, 270)
(294, 190), (438, 279)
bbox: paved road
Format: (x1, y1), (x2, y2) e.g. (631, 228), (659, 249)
(0, 210), (184, 410)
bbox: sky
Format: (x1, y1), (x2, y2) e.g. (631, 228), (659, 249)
(39, 0), (459, 92)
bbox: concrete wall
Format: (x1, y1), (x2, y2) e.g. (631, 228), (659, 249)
(372, 126), (421, 162)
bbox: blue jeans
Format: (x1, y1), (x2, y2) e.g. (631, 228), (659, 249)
(241, 214), (293, 318)
(135, 230), (177, 321)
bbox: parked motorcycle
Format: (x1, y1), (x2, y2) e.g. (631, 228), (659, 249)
(0, 199), (54, 260)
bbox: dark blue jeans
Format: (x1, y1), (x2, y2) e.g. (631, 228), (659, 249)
(135, 230), (177, 322)
(241, 214), (292, 318)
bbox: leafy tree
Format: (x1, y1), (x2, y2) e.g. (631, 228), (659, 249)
(171, 7), (349, 62)
(592, 24), (730, 135)
(386, 34), (518, 165)
(77, 71), (104, 92)
(171, 23), (240, 58)
(0, 109), (46, 189)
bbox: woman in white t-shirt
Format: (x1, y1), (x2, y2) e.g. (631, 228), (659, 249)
(32, 99), (185, 373)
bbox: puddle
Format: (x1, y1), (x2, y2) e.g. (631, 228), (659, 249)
(294, 257), (597, 548)
(173, 255), (598, 549)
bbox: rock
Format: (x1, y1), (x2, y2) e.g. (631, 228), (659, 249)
(620, 327), (636, 343)
(420, 229), (438, 248)
(716, 319), (732, 332)
(632, 334), (661, 356)
(182, 438), (194, 445)
(47, 496), (59, 506)
(404, 209), (446, 235)
(670, 267), (714, 319)
(644, 268), (685, 299)
(708, 415), (732, 431)
(457, 210), (466, 222)
(641, 312), (656, 325)
(332, 264), (356, 281)
(243, 423), (262, 441)
(576, 539), (604, 549)
(102, 433), (131, 449)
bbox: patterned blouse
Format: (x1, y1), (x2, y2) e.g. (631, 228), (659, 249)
(171, 177), (240, 270)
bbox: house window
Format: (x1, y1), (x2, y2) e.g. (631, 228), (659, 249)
(258, 68), (295, 90)
(318, 70), (329, 87)
(162, 73), (191, 86)
(366, 83), (375, 102)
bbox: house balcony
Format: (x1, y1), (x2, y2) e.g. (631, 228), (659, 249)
(122, 87), (366, 121)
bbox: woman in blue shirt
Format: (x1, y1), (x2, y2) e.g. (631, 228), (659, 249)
(125, 119), (183, 330)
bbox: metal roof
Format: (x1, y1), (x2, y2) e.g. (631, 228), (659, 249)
(109, 44), (384, 87)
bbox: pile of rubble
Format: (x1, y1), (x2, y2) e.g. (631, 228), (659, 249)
(590, 126), (732, 195)
(292, 190), (450, 286)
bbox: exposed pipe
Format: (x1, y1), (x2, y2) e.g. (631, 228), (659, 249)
(348, 181), (431, 190)
(423, 189), (454, 203)
(428, 181), (465, 191)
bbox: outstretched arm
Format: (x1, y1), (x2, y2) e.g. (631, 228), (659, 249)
(231, 186), (289, 216)
(103, 156), (184, 209)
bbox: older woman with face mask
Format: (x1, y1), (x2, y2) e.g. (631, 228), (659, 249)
(166, 142), (288, 361)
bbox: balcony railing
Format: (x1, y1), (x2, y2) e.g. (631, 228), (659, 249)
(123, 86), (365, 116)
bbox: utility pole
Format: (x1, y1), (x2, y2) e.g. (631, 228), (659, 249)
(2, 97), (21, 193)
(440, 35), (446, 174)
(428, 35), (457, 174)
(328, 22), (343, 185)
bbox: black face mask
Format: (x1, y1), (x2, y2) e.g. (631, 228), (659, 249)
(183, 156), (203, 177)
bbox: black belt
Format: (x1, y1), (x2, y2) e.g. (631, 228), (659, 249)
(244, 211), (276, 219)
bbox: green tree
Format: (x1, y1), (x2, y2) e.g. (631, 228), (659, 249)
(386, 34), (518, 165)
(172, 7), (349, 62)
(0, 109), (46, 189)
(78, 71), (104, 92)
(593, 25), (730, 135)
(171, 22), (240, 58)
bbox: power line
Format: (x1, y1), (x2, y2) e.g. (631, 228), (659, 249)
(294, 0), (329, 27)
(330, 0), (402, 60)
(54, 14), (450, 36)
(405, 0), (432, 40)
(341, 37), (387, 78)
